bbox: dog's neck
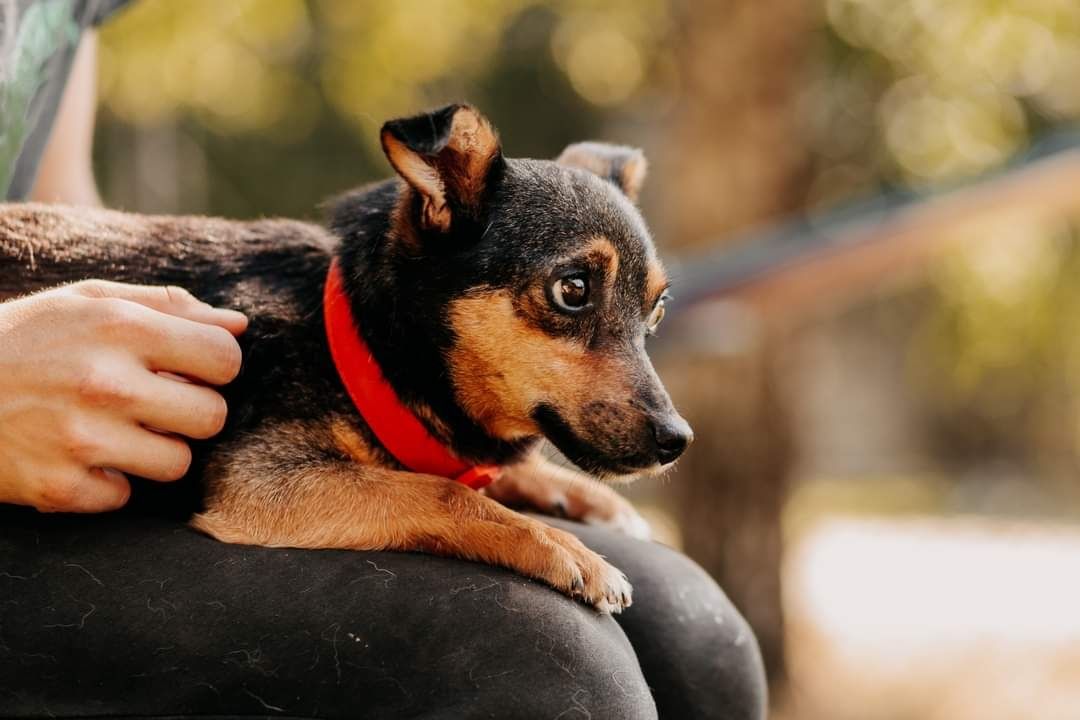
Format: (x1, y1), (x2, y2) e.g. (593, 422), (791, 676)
(327, 181), (534, 467)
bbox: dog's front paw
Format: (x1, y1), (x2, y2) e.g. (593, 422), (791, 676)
(522, 521), (633, 613)
(487, 466), (652, 540)
(581, 496), (652, 541)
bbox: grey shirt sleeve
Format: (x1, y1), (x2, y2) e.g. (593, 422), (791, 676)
(1, 0), (131, 201)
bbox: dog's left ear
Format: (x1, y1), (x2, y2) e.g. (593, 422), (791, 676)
(556, 142), (647, 203)
(381, 104), (502, 233)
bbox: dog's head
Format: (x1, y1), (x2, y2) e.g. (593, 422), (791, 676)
(378, 104), (691, 478)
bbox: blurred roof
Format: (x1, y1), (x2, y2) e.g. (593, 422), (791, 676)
(669, 128), (1080, 318)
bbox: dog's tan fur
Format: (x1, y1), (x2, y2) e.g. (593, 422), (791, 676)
(191, 419), (632, 610)
(486, 449), (651, 538)
(447, 288), (636, 443)
(381, 107), (501, 232)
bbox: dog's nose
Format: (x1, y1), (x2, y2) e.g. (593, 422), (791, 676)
(651, 414), (693, 465)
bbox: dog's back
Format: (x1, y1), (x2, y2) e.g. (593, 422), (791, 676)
(0, 203), (337, 308)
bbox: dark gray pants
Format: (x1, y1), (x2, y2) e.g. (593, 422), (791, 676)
(0, 505), (766, 719)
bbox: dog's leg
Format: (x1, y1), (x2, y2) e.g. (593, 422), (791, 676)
(191, 460), (632, 613)
(484, 449), (652, 540)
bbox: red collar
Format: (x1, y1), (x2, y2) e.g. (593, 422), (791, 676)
(323, 259), (499, 490)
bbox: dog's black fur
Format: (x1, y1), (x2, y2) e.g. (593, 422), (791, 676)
(0, 105), (689, 610)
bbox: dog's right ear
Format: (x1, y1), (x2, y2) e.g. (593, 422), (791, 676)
(381, 104), (502, 233)
(556, 142), (647, 203)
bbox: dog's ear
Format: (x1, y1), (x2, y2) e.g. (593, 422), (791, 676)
(556, 142), (647, 203)
(381, 104), (502, 233)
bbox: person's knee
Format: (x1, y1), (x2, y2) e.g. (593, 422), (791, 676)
(480, 581), (658, 720)
(630, 542), (768, 720)
(178, 560), (660, 720)
(719, 608), (769, 720)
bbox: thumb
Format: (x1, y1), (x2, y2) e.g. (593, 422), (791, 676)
(69, 280), (248, 335)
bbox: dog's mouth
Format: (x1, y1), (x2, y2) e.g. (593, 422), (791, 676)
(531, 403), (661, 479)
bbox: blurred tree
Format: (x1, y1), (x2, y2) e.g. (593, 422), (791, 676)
(653, 0), (818, 683)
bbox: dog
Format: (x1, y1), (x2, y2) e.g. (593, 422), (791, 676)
(0, 104), (692, 613)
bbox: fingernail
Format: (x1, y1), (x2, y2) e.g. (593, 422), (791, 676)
(217, 308), (248, 322)
(226, 310), (249, 333)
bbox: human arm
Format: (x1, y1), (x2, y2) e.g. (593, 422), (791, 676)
(3, 26), (254, 513)
(28, 32), (102, 206)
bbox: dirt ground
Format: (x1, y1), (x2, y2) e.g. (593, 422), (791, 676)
(775, 516), (1080, 720)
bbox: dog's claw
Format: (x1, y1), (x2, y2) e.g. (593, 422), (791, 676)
(521, 520), (632, 613)
(571, 573), (585, 594)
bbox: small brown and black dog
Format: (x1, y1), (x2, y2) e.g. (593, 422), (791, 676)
(0, 104), (691, 613)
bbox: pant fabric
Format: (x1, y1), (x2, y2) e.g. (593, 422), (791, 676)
(0, 505), (766, 719)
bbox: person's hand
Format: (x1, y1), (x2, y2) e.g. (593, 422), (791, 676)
(0, 280), (248, 513)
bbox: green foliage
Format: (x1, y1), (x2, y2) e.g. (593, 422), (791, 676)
(810, 0), (1080, 202)
(95, 0), (671, 218)
(910, 223), (1080, 473)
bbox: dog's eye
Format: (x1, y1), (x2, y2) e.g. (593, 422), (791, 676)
(550, 272), (590, 312)
(646, 296), (668, 335)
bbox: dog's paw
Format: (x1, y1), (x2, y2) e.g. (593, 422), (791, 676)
(527, 522), (633, 613)
(486, 468), (652, 540)
(582, 496), (652, 541)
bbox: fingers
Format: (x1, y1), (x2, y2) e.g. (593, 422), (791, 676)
(131, 372), (228, 440)
(71, 279), (248, 336)
(36, 421), (192, 511)
(94, 301), (243, 386)
(81, 468), (132, 512)
(36, 468), (131, 513)
(81, 420), (193, 483)
(142, 312), (242, 385)
(63, 280), (246, 385)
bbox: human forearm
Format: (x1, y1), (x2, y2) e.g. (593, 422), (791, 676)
(28, 33), (102, 207)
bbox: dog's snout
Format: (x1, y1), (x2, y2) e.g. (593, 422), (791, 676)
(651, 414), (693, 465)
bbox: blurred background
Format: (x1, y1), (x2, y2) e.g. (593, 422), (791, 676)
(93, 1), (1080, 718)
